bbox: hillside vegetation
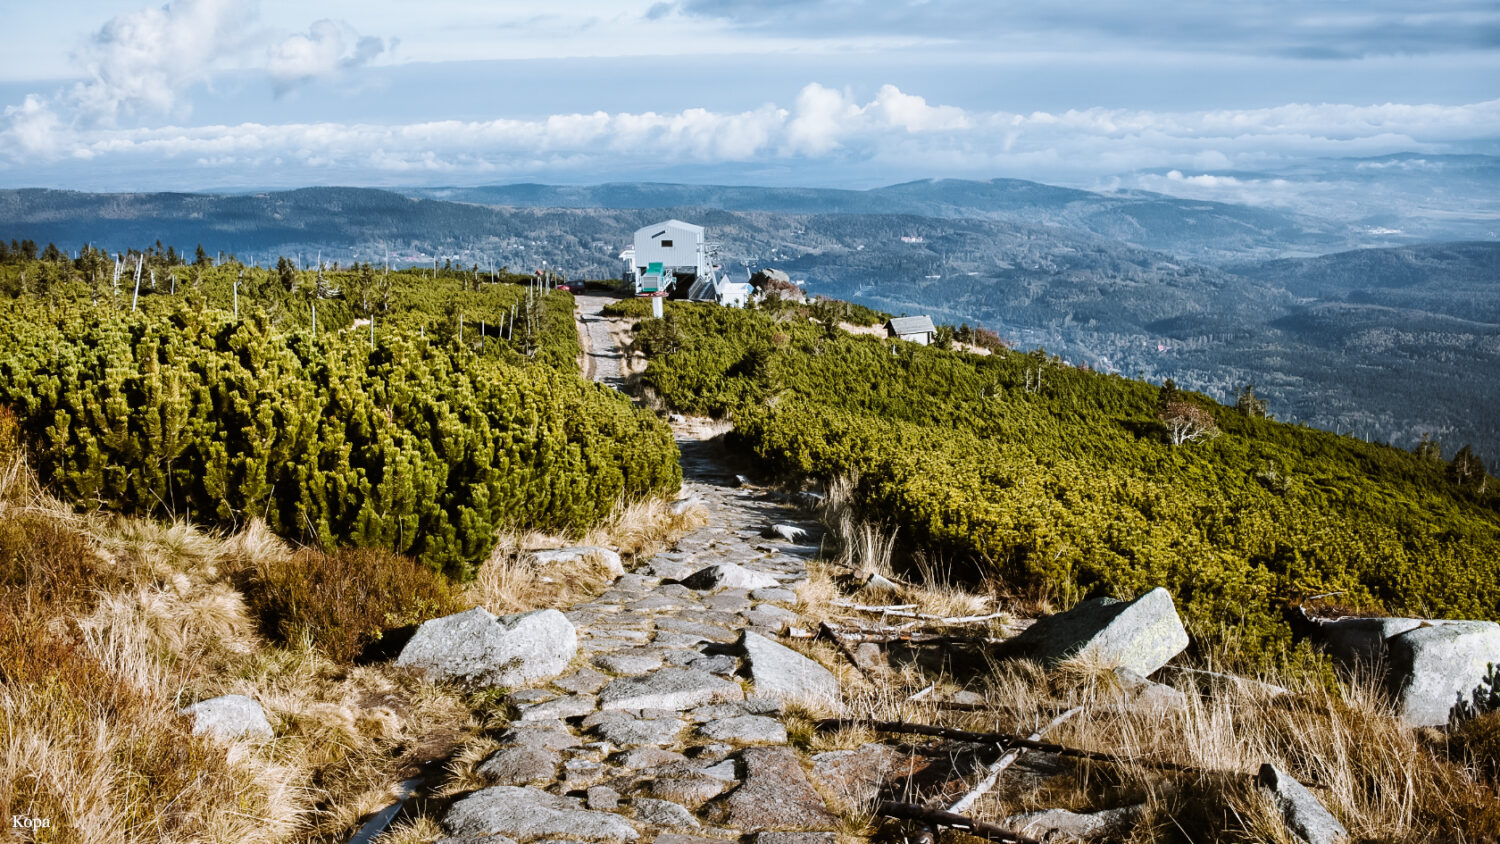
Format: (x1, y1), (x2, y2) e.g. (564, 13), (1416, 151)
(612, 298), (1500, 667)
(0, 246), (679, 575)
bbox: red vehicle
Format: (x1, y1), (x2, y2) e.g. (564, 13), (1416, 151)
(555, 280), (586, 294)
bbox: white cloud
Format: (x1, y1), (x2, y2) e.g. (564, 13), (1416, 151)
(267, 19), (389, 94)
(70, 0), (252, 124)
(3, 79), (1498, 188)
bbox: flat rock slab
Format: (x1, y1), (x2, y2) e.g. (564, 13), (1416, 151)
(478, 746), (562, 786)
(595, 650), (666, 675)
(501, 723), (583, 751)
(599, 667), (745, 711)
(518, 694), (598, 721)
(698, 714), (787, 745)
(707, 746), (837, 831)
(180, 694), (273, 741)
(1002, 805), (1143, 840)
(532, 546), (624, 578)
(589, 713), (687, 748)
(1387, 621), (1500, 726)
(444, 786), (639, 842)
(632, 798), (701, 828)
(1259, 764), (1348, 844)
(680, 563), (780, 592)
(556, 668), (613, 695)
(810, 743), (906, 807)
(739, 631), (839, 706)
(756, 834), (836, 844)
(1006, 587), (1188, 676)
(397, 607), (577, 689)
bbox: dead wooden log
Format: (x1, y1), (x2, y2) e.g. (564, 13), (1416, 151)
(877, 801), (1044, 844)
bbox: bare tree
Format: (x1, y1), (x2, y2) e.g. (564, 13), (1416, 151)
(1161, 401), (1219, 446)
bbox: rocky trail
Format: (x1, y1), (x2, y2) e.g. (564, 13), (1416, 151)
(400, 297), (853, 844)
(360, 296), (1364, 844)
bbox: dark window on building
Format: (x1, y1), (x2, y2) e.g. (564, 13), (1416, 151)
(660, 239), (673, 247)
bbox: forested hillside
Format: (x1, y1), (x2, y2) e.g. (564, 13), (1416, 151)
(611, 298), (1500, 669)
(0, 244), (679, 575)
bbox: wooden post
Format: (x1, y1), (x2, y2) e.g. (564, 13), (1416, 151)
(131, 258), (143, 312)
(233, 271), (240, 319)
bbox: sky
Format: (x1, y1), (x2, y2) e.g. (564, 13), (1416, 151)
(0, 0), (1497, 194)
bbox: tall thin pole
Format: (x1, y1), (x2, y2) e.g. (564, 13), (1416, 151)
(131, 258), (143, 312)
(233, 270), (240, 319)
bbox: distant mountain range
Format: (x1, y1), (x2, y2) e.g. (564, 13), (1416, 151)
(0, 179), (1495, 465)
(404, 178), (1361, 264)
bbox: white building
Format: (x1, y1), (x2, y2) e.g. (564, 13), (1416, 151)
(621, 219), (750, 307)
(886, 315), (937, 345)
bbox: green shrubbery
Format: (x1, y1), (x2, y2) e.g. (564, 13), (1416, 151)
(0, 255), (680, 577)
(632, 303), (1500, 667)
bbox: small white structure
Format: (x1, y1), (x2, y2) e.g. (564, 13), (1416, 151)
(886, 316), (937, 345)
(621, 218), (749, 307)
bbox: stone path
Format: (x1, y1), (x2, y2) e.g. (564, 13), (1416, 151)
(432, 299), (843, 844)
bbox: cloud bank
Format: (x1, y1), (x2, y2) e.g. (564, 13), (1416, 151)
(3, 80), (1495, 189)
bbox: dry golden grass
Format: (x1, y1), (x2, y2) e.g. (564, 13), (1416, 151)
(0, 434), (485, 844)
(467, 493), (706, 614)
(795, 478), (1500, 842)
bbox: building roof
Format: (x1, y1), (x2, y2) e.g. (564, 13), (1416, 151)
(635, 219), (705, 238)
(887, 316), (936, 336)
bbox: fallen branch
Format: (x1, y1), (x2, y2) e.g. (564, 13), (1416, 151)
(908, 684), (936, 702)
(949, 707), (1083, 815)
(876, 801), (1044, 844)
(833, 601), (1009, 625)
(819, 622), (879, 686)
(815, 718), (1218, 776)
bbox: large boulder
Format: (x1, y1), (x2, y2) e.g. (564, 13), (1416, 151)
(1313, 617), (1428, 671)
(1258, 764), (1348, 844)
(1005, 588), (1188, 676)
(1386, 621), (1500, 727)
(738, 631), (839, 705)
(705, 747), (838, 831)
(396, 607), (577, 689)
(180, 694), (273, 741)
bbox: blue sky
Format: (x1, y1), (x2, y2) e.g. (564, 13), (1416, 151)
(1, 0), (1496, 193)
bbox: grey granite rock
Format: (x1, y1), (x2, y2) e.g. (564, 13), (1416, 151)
(587, 786), (621, 810)
(532, 546), (624, 578)
(594, 650), (665, 675)
(555, 668), (613, 695)
(1314, 616), (1428, 671)
(632, 798), (701, 828)
(444, 786), (638, 842)
(1002, 805), (1144, 840)
(750, 587), (799, 604)
(396, 607), (577, 689)
(706, 746), (837, 831)
(738, 631), (838, 706)
(599, 668), (744, 711)
(519, 694), (598, 721)
(680, 563), (780, 592)
(478, 746), (562, 786)
(1006, 587), (1188, 676)
(809, 743), (905, 807)
(589, 712), (686, 747)
(1387, 621), (1500, 726)
(1259, 764), (1348, 844)
(618, 747), (689, 769)
(180, 694), (273, 741)
(501, 723), (584, 751)
(1111, 667), (1189, 713)
(697, 715), (787, 745)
